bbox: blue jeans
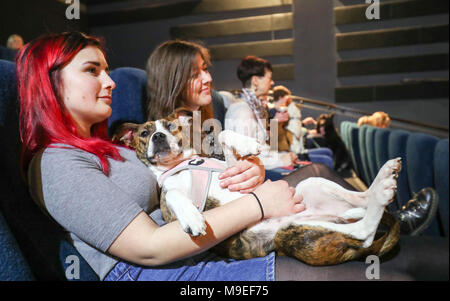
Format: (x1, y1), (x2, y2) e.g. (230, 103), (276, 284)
(307, 148), (334, 170)
(104, 251), (276, 281)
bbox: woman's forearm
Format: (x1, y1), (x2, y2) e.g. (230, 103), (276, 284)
(108, 194), (262, 267)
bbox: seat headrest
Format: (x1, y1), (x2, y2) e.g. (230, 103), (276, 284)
(0, 59), (17, 127)
(108, 67), (147, 131)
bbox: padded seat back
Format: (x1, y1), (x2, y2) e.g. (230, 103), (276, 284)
(406, 133), (440, 236)
(109, 67), (147, 131)
(358, 125), (371, 185)
(348, 123), (363, 178)
(374, 128), (391, 170)
(388, 129), (412, 207)
(434, 139), (449, 236)
(0, 211), (34, 280)
(0, 59), (99, 280)
(365, 126), (378, 182)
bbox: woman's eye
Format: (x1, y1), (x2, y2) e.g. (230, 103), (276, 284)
(87, 67), (98, 74)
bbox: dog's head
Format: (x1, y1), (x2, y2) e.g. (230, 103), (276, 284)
(113, 114), (193, 169)
(316, 113), (336, 136)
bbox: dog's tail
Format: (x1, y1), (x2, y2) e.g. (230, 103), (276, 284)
(365, 211), (400, 257)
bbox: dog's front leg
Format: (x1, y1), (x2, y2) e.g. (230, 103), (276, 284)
(165, 189), (206, 236)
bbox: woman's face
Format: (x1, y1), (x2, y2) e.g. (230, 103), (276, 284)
(253, 68), (274, 98)
(60, 46), (116, 137)
(185, 53), (212, 111)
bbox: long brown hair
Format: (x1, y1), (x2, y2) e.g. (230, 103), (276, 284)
(146, 40), (212, 121)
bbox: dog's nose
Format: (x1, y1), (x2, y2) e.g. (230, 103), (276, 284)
(152, 132), (166, 142)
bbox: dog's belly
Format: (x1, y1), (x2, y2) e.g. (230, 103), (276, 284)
(295, 178), (357, 218)
(208, 173), (244, 204)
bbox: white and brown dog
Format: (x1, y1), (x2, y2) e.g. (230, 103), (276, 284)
(114, 114), (400, 265)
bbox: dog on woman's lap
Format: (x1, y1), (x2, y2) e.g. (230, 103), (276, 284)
(113, 111), (400, 266)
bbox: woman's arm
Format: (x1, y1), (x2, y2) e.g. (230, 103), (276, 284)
(107, 180), (304, 267)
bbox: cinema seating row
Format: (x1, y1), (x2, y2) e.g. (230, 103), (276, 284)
(340, 121), (449, 237)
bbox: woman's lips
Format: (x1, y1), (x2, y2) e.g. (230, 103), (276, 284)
(99, 96), (112, 104)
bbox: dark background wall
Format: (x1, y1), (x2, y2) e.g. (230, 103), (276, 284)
(0, 0), (88, 46)
(1, 0), (448, 137)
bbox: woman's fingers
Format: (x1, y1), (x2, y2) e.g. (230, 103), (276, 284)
(228, 176), (261, 192)
(218, 162), (247, 180)
(219, 160), (264, 192)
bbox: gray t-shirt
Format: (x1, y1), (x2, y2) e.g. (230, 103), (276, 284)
(28, 144), (159, 280)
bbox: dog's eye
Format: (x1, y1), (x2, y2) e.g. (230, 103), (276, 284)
(140, 130), (149, 138)
(168, 122), (178, 132)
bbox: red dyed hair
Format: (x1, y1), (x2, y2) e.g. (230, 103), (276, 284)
(16, 32), (122, 176)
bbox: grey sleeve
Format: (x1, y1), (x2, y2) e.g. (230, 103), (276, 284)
(39, 147), (144, 252)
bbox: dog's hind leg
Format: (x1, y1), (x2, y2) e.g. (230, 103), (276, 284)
(292, 158), (400, 247)
(296, 177), (369, 209)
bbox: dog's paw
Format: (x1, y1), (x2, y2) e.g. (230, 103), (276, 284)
(218, 130), (262, 157)
(177, 206), (207, 236)
(234, 137), (262, 156)
(371, 174), (397, 207)
(370, 158), (401, 190)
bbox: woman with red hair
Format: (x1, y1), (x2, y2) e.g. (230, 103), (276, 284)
(18, 32), (303, 281)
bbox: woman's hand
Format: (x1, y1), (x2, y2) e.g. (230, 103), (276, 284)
(274, 111), (289, 123)
(218, 156), (265, 194)
(253, 180), (305, 219)
(302, 117), (316, 126)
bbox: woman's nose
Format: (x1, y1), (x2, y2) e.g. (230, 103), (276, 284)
(103, 72), (116, 90)
(202, 70), (212, 83)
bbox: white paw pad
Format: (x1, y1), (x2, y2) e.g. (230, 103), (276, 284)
(177, 206), (207, 236)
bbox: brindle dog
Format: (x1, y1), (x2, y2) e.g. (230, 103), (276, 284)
(113, 112), (400, 266)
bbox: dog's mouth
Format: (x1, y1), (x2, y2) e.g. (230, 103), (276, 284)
(148, 141), (183, 166)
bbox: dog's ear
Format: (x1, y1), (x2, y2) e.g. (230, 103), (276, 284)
(112, 122), (140, 147)
(169, 107), (193, 119)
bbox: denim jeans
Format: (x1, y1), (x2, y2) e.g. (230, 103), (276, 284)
(308, 148), (334, 169)
(104, 251), (276, 281)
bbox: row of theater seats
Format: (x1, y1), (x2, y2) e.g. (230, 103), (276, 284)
(340, 121), (449, 237)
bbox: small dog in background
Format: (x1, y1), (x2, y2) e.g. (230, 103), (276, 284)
(358, 111), (391, 128)
(316, 113), (353, 174)
(113, 113), (400, 266)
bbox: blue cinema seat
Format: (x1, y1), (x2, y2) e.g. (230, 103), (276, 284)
(348, 123), (363, 178)
(108, 67), (147, 132)
(0, 211), (34, 280)
(406, 133), (440, 236)
(388, 130), (412, 207)
(434, 139), (449, 237)
(374, 128), (391, 171)
(364, 126), (378, 183)
(358, 125), (371, 186)
(339, 121), (350, 149)
(0, 59), (99, 281)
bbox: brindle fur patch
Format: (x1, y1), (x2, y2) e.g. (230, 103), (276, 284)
(159, 192), (221, 224)
(274, 211), (400, 265)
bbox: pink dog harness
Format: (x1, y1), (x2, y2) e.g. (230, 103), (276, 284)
(158, 157), (226, 212)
